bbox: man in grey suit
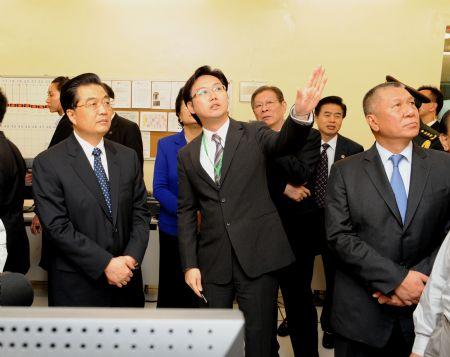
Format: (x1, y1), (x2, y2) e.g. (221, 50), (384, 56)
(177, 65), (326, 357)
(33, 73), (150, 307)
(326, 81), (450, 357)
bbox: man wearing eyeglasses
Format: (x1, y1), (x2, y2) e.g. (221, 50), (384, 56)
(32, 73), (150, 307)
(177, 65), (326, 357)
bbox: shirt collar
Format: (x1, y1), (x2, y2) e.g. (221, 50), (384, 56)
(322, 135), (338, 151)
(376, 141), (413, 164)
(202, 118), (230, 146)
(427, 119), (437, 128)
(73, 131), (106, 157)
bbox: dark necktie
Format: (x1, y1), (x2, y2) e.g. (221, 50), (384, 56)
(389, 154), (407, 223)
(314, 143), (330, 208)
(92, 148), (112, 217)
(211, 134), (224, 185)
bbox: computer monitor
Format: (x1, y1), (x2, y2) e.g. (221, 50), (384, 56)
(0, 307), (244, 356)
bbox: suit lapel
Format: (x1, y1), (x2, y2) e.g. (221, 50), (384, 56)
(188, 134), (217, 189)
(67, 135), (113, 222)
(105, 140), (119, 225)
(220, 119), (243, 184)
(363, 144), (403, 226)
(403, 147), (430, 231)
(334, 135), (347, 162)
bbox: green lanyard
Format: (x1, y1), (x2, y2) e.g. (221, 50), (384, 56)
(202, 134), (223, 178)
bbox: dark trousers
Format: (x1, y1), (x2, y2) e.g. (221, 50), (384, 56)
(315, 209), (335, 333)
(157, 230), (197, 308)
(335, 321), (412, 357)
(277, 210), (319, 357)
(278, 256), (318, 357)
(201, 252), (278, 357)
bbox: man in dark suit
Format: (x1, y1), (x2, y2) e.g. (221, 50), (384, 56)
(252, 84), (322, 357)
(177, 65), (326, 357)
(326, 82), (450, 357)
(312, 96), (364, 349)
(102, 83), (144, 170)
(0, 89), (30, 275)
(33, 73), (150, 307)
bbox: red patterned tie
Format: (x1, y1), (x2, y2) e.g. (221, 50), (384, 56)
(314, 143), (330, 208)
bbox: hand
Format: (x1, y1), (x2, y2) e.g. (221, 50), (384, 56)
(30, 215), (41, 235)
(104, 256), (133, 288)
(294, 65), (327, 116)
(410, 353), (422, 357)
(283, 184), (310, 202)
(25, 171), (33, 186)
(372, 291), (407, 307)
(394, 270), (428, 305)
(184, 268), (203, 298)
(123, 255), (138, 270)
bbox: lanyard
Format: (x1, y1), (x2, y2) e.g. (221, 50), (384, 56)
(202, 134), (223, 178)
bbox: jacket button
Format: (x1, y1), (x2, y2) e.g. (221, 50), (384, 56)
(221, 198), (226, 203)
(226, 222), (230, 227)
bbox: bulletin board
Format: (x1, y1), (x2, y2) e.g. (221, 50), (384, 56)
(0, 76), (184, 159)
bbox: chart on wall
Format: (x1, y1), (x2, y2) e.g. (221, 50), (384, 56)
(0, 77), (57, 158)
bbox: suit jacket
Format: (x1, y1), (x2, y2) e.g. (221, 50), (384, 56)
(33, 134), (150, 305)
(153, 130), (187, 236)
(0, 132), (30, 274)
(48, 114), (72, 148)
(326, 144), (450, 347)
(178, 117), (311, 284)
(105, 113), (144, 170)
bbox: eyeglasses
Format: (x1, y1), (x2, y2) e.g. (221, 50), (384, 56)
(192, 84), (226, 99)
(76, 98), (113, 111)
(252, 100), (278, 111)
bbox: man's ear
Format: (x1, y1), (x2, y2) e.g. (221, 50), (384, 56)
(187, 101), (196, 115)
(365, 114), (379, 132)
(439, 134), (449, 152)
(281, 100), (287, 115)
(66, 109), (77, 126)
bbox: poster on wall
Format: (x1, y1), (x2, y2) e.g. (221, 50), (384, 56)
(239, 81), (267, 102)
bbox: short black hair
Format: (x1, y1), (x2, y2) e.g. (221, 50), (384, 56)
(362, 82), (404, 116)
(0, 89), (8, 123)
(102, 83), (115, 99)
(315, 96), (347, 118)
(418, 85), (444, 115)
(439, 110), (450, 135)
(251, 86), (285, 108)
(182, 65), (229, 124)
(175, 87), (184, 119)
(60, 73), (103, 113)
(51, 76), (70, 92)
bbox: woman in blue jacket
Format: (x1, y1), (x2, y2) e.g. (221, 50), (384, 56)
(153, 88), (202, 307)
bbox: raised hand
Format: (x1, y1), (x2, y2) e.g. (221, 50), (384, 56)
(294, 66), (327, 116)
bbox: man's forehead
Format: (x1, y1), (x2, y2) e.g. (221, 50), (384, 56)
(254, 90), (278, 101)
(77, 84), (106, 98)
(378, 86), (411, 101)
(193, 75), (221, 88)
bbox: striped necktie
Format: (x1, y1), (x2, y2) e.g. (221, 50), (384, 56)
(211, 134), (224, 185)
(92, 148), (112, 217)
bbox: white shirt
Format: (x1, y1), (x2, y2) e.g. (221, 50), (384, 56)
(0, 219), (7, 272)
(412, 232), (450, 355)
(375, 141), (412, 196)
(200, 110), (314, 180)
(73, 131), (109, 179)
(427, 119), (437, 128)
(322, 135), (338, 176)
(200, 119), (230, 180)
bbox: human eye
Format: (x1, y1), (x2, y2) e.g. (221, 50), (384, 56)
(254, 104), (262, 110)
(213, 84), (225, 92)
(86, 99), (98, 109)
(196, 88), (209, 97)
